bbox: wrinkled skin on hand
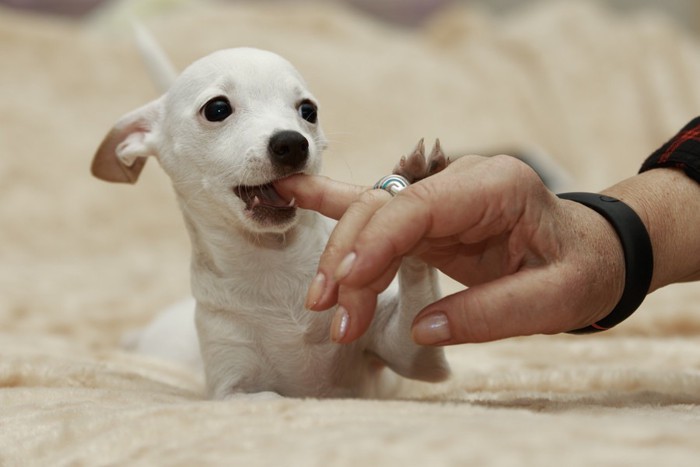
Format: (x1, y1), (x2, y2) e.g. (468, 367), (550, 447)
(275, 145), (626, 346)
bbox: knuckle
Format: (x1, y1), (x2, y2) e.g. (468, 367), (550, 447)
(398, 182), (437, 225)
(403, 179), (435, 204)
(320, 241), (347, 264)
(490, 154), (541, 185)
(357, 188), (390, 206)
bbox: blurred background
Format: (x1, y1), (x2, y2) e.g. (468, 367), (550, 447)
(0, 0), (699, 31)
(2, 0), (700, 30)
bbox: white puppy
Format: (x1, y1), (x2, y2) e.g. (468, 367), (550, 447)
(92, 46), (449, 399)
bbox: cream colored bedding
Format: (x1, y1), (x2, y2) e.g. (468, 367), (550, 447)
(2, 1), (700, 465)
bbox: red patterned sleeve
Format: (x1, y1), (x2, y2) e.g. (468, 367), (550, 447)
(640, 116), (700, 184)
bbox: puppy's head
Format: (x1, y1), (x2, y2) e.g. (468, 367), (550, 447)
(92, 48), (327, 234)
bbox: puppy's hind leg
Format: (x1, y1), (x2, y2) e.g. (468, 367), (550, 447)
(123, 297), (203, 373)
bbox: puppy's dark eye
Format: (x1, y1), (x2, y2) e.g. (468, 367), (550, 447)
(202, 97), (233, 122)
(298, 101), (318, 124)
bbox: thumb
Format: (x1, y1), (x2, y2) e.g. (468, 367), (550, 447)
(411, 268), (584, 345)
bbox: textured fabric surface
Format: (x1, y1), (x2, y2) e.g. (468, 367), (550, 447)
(2, 1), (700, 465)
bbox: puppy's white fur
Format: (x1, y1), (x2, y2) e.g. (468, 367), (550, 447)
(92, 46), (449, 399)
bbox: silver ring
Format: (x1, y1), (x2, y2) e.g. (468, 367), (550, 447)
(373, 174), (410, 196)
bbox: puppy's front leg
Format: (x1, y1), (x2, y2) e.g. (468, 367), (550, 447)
(196, 305), (272, 400)
(368, 140), (451, 382)
(370, 257), (450, 382)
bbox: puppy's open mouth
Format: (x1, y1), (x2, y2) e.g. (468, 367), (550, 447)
(233, 182), (296, 210)
(233, 182), (297, 225)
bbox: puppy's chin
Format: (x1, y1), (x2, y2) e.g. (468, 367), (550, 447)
(241, 204), (299, 234)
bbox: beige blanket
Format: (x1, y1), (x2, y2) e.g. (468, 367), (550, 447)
(2, 1), (700, 465)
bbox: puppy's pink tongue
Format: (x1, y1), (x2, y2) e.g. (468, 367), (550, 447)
(235, 183), (295, 209)
(256, 184), (289, 207)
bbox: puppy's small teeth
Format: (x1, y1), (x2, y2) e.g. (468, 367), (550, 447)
(251, 196), (261, 208)
(288, 197), (296, 208)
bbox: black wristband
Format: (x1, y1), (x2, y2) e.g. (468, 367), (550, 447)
(557, 192), (654, 334)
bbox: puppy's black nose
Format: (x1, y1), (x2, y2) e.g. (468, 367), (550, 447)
(268, 130), (309, 169)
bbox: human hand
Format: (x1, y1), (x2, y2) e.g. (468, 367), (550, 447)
(276, 154), (626, 345)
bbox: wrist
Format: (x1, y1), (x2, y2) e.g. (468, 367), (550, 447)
(557, 192), (653, 333)
(602, 168), (700, 292)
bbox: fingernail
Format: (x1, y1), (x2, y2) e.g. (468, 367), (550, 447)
(334, 252), (357, 281)
(331, 306), (350, 343)
(412, 312), (451, 345)
(305, 272), (325, 309)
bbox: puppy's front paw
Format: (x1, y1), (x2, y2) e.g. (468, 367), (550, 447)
(392, 138), (450, 183)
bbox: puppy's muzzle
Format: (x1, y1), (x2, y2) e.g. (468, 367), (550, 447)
(268, 130), (309, 171)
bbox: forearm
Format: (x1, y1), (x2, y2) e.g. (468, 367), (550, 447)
(602, 168), (700, 292)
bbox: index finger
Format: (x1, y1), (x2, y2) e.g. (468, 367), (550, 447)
(274, 174), (367, 220)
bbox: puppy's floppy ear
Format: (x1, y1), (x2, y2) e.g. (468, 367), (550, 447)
(91, 97), (163, 184)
